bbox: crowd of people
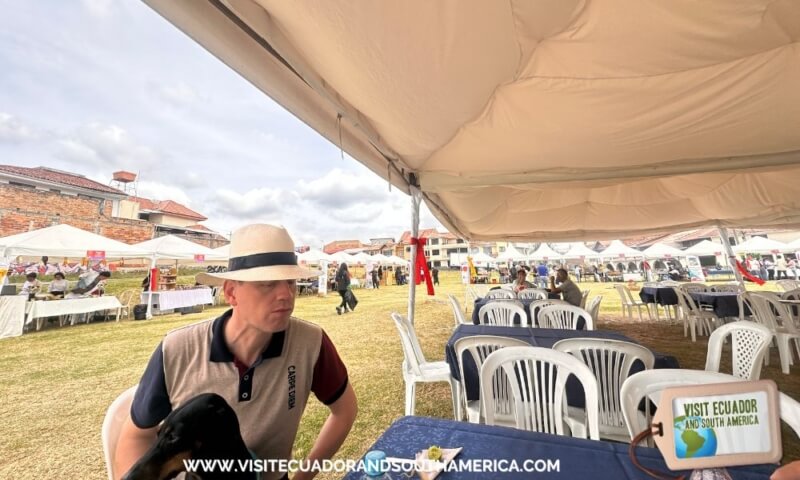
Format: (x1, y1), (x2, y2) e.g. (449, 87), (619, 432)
(14, 256), (112, 299)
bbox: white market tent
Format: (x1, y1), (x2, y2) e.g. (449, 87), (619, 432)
(386, 255), (408, 267)
(0, 224), (147, 259)
(469, 252), (496, 267)
(496, 244), (527, 263)
(298, 248), (332, 264)
(642, 243), (685, 259)
(211, 244), (230, 259)
(146, 0), (800, 243)
(528, 243), (562, 262)
(684, 240), (726, 257)
(134, 235), (227, 261)
(787, 237), (800, 250)
(600, 240), (643, 259)
(562, 243), (601, 260)
(733, 236), (790, 255)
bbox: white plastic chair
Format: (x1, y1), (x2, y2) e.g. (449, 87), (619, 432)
(614, 284), (650, 322)
(712, 283), (741, 293)
(781, 289), (800, 325)
(705, 321), (773, 380)
(749, 293), (800, 374)
(102, 385), (138, 480)
(478, 301), (528, 327)
(391, 313), (460, 418)
(485, 289), (516, 300)
(480, 346), (600, 439)
(447, 294), (471, 327)
(116, 290), (137, 320)
(538, 305), (594, 330)
(672, 287), (718, 342)
(579, 290), (590, 309)
(516, 288), (548, 301)
(454, 335), (530, 424)
(680, 283), (707, 293)
(777, 280), (800, 292)
(529, 299), (569, 326)
(553, 338), (655, 442)
(587, 295), (603, 323)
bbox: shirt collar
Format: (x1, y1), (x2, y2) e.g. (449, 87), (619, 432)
(209, 309), (286, 363)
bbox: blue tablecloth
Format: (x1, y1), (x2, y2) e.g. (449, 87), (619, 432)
(445, 325), (680, 406)
(343, 416), (775, 480)
(639, 286), (678, 306)
(690, 291), (743, 318)
(472, 293), (561, 325)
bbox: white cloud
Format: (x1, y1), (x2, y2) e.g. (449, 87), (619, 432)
(156, 82), (205, 108)
(55, 122), (160, 171)
(297, 168), (390, 209)
(208, 187), (298, 219)
(81, 0), (113, 18)
(135, 180), (193, 207)
(0, 113), (39, 142)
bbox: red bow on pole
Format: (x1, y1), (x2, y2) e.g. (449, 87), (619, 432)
(735, 260), (765, 286)
(410, 237), (435, 296)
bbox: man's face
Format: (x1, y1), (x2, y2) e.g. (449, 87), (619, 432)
(517, 270), (527, 282)
(226, 279), (296, 332)
(556, 270), (567, 282)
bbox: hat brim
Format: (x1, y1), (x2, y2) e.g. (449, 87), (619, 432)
(196, 265), (321, 287)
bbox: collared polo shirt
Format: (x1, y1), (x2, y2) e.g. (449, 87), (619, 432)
(131, 310), (348, 479)
(558, 278), (583, 307)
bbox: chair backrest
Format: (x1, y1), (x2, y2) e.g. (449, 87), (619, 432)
(712, 283), (742, 293)
(672, 287), (701, 315)
(447, 294), (470, 326)
(529, 299), (569, 324)
(705, 321), (773, 380)
(480, 346), (600, 440)
(614, 284), (631, 306)
(102, 385), (138, 480)
(478, 301), (528, 327)
(485, 289), (516, 300)
(579, 290), (590, 309)
(750, 293), (798, 333)
(587, 295), (603, 323)
(538, 305), (594, 330)
(777, 280), (800, 292)
(780, 392), (800, 439)
(517, 288), (548, 301)
(620, 370), (739, 441)
(391, 312), (427, 376)
(781, 288), (800, 301)
(553, 338), (654, 435)
(738, 291), (756, 321)
(681, 283), (707, 293)
(454, 335), (531, 419)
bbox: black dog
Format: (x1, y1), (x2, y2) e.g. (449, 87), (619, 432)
(123, 393), (257, 480)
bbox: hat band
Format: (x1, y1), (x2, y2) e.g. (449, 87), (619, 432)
(228, 252), (298, 271)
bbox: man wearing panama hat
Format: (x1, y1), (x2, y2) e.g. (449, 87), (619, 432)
(116, 224), (357, 480)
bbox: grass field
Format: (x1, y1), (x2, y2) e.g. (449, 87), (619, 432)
(0, 271), (797, 479)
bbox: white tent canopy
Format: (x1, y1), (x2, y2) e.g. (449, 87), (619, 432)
(562, 243), (601, 260)
(496, 244), (527, 262)
(386, 255), (408, 266)
(642, 243), (685, 259)
(298, 248), (332, 264)
(684, 240), (725, 257)
(600, 240), (643, 259)
(469, 252), (496, 267)
(0, 224), (147, 258)
(528, 243), (562, 262)
(787, 237), (800, 250)
(146, 0), (800, 242)
(733, 236), (790, 255)
(211, 244), (230, 259)
(134, 235), (227, 261)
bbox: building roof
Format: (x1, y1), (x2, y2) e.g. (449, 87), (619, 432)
(0, 165), (125, 195)
(128, 197), (207, 221)
(398, 228), (442, 244)
(323, 240), (365, 254)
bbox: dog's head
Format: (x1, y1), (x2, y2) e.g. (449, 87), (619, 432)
(123, 393), (247, 480)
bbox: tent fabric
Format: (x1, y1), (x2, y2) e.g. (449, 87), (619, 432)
(684, 240), (726, 257)
(145, 0), (800, 242)
(298, 248), (332, 264)
(732, 236), (790, 254)
(529, 243), (562, 262)
(562, 243), (601, 259)
(600, 240), (643, 258)
(469, 252), (496, 266)
(134, 235), (227, 261)
(496, 245), (527, 262)
(0, 224), (147, 258)
(787, 237), (800, 250)
(642, 243), (685, 258)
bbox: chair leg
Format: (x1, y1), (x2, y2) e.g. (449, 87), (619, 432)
(449, 377), (461, 421)
(405, 380), (416, 415)
(777, 338), (791, 375)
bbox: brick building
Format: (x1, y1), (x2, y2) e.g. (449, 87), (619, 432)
(323, 239), (366, 254)
(0, 165), (153, 243)
(127, 196), (227, 248)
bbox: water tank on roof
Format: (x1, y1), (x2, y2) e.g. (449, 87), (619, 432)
(113, 171), (137, 183)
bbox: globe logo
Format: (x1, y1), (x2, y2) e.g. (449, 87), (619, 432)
(674, 416), (718, 458)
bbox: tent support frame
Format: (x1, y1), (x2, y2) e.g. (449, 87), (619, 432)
(717, 227), (745, 287)
(407, 187), (421, 325)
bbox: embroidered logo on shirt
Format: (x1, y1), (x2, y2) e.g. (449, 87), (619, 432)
(288, 365), (296, 409)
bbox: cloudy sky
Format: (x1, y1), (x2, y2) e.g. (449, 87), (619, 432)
(0, 0), (442, 248)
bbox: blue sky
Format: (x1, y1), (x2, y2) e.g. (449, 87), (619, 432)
(0, 0), (441, 247)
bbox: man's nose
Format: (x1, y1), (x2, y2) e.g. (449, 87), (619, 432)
(276, 281), (295, 298)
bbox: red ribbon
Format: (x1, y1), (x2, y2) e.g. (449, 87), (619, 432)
(735, 260), (765, 286)
(410, 237), (435, 296)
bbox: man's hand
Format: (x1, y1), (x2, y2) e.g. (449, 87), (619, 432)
(771, 461), (800, 480)
(294, 383), (358, 480)
(113, 417), (158, 480)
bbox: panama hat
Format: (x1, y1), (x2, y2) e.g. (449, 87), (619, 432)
(196, 224), (320, 286)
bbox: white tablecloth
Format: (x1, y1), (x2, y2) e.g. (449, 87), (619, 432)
(0, 296), (28, 339)
(143, 289), (213, 311)
(27, 296), (122, 320)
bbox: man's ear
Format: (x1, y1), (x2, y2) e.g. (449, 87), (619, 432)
(223, 280), (237, 306)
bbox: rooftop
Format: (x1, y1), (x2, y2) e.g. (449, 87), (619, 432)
(0, 165), (125, 195)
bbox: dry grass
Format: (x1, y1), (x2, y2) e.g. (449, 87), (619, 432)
(0, 272), (797, 479)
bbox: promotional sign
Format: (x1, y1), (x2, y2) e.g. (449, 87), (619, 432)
(193, 254), (205, 262)
(318, 260), (328, 296)
(686, 255), (706, 282)
(87, 250), (106, 261)
(652, 380), (781, 470)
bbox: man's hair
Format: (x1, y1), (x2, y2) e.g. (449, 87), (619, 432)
(26, 272), (37, 279)
(99, 271), (112, 278)
(54, 272), (65, 279)
(557, 268), (568, 276)
(517, 269), (527, 275)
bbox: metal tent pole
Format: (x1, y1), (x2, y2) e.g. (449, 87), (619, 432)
(407, 187), (421, 325)
(718, 227), (745, 287)
(146, 255), (156, 319)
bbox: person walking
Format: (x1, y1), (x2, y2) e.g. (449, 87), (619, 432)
(432, 266), (440, 286)
(334, 262), (351, 315)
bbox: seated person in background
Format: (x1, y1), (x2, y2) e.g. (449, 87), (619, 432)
(141, 272), (151, 292)
(20, 272), (42, 297)
(512, 267), (533, 293)
(549, 268), (582, 306)
(70, 271), (111, 296)
(48, 272), (68, 297)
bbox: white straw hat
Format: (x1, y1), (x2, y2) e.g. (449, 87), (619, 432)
(196, 224), (320, 286)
